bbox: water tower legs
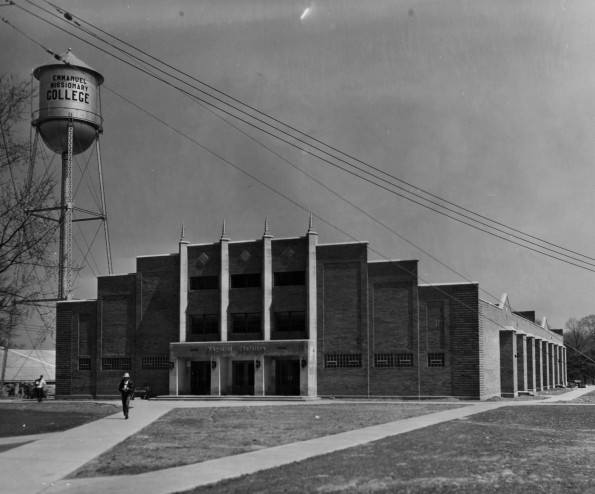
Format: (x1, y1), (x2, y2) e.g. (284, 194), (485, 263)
(58, 124), (73, 301)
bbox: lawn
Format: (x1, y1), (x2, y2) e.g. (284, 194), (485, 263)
(69, 402), (465, 478)
(181, 404), (595, 494)
(0, 400), (120, 438)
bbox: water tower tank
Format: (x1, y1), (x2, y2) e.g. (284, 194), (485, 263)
(32, 49), (103, 155)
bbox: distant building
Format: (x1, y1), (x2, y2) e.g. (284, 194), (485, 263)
(0, 348), (55, 396)
(55, 220), (566, 400)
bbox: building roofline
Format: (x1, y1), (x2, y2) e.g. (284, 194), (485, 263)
(316, 241), (369, 247)
(368, 259), (419, 263)
(420, 281), (478, 287)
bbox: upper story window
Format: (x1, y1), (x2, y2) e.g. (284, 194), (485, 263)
(191, 314), (218, 335)
(274, 311), (306, 332)
(232, 313), (261, 333)
(231, 273), (261, 289)
(190, 276), (218, 291)
(274, 271), (306, 286)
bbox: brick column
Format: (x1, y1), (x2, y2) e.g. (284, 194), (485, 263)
(178, 227), (190, 343)
(516, 334), (527, 393)
(220, 222), (230, 342)
(500, 329), (518, 398)
(262, 219), (273, 341)
(526, 336), (536, 394)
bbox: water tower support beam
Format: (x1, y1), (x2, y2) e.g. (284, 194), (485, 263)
(58, 123), (73, 300)
(95, 137), (112, 275)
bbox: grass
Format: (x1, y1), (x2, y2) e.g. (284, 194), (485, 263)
(182, 404), (595, 494)
(68, 402), (465, 478)
(0, 400), (120, 438)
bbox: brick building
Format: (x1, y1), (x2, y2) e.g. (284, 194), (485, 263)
(55, 219), (566, 400)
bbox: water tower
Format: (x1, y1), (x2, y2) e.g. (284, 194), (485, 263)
(31, 49), (111, 300)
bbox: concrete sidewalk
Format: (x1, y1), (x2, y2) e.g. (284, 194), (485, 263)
(1, 387), (592, 494)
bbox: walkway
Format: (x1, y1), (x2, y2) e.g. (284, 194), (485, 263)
(1, 387), (592, 494)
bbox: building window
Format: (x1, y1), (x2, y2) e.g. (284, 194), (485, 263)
(101, 357), (131, 371)
(374, 353), (414, 368)
(191, 314), (218, 334)
(189, 276), (218, 291)
(141, 356), (170, 371)
(232, 313), (261, 333)
(274, 311), (306, 332)
(274, 271), (305, 286)
(78, 357), (91, 371)
(231, 273), (261, 289)
(427, 353), (445, 367)
(324, 353), (362, 368)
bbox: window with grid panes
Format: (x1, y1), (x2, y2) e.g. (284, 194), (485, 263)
(374, 353), (414, 368)
(141, 356), (170, 370)
(78, 357), (91, 371)
(101, 357), (131, 371)
(324, 353), (362, 368)
(427, 353), (445, 367)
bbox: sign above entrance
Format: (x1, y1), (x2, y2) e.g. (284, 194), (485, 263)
(171, 340), (312, 359)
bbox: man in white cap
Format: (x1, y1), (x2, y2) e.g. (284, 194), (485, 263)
(118, 372), (135, 419)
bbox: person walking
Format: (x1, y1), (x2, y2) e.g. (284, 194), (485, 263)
(118, 372), (135, 419)
(34, 375), (46, 402)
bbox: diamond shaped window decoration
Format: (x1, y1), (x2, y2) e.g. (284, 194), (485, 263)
(198, 252), (209, 265)
(240, 250), (251, 262)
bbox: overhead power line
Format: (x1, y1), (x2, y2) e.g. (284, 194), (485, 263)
(7, 0), (595, 275)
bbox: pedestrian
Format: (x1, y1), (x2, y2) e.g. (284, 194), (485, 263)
(34, 375), (46, 402)
(118, 372), (135, 419)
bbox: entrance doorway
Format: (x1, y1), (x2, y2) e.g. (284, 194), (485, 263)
(275, 359), (300, 396)
(232, 361), (255, 395)
(190, 361), (211, 395)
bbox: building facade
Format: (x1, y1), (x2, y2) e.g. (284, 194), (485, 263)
(55, 220), (566, 400)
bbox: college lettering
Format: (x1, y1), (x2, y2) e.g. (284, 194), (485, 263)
(47, 74), (91, 104)
(46, 89), (89, 104)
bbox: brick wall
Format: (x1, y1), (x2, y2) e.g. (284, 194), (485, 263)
(316, 243), (368, 395)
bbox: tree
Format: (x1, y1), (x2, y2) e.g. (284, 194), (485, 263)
(0, 74), (58, 351)
(564, 315), (595, 383)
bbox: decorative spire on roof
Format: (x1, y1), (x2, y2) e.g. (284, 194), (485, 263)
(180, 223), (186, 242)
(220, 219), (229, 241)
(307, 213), (317, 234)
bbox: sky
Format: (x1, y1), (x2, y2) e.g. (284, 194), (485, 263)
(2, 0), (595, 347)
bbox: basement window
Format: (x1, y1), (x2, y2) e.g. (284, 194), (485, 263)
(101, 357), (131, 371)
(324, 353), (362, 368)
(141, 356), (171, 371)
(78, 357), (91, 371)
(374, 353), (414, 368)
(427, 353), (445, 367)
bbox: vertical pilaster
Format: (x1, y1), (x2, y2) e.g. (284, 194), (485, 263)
(534, 338), (543, 391)
(544, 342), (551, 389)
(562, 346), (567, 385)
(500, 329), (518, 398)
(178, 226), (190, 343)
(306, 215), (318, 397)
(220, 221), (230, 342)
(526, 336), (536, 393)
(262, 218), (273, 341)
(516, 334), (527, 393)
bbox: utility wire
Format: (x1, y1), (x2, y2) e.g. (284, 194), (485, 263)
(8, 1), (595, 270)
